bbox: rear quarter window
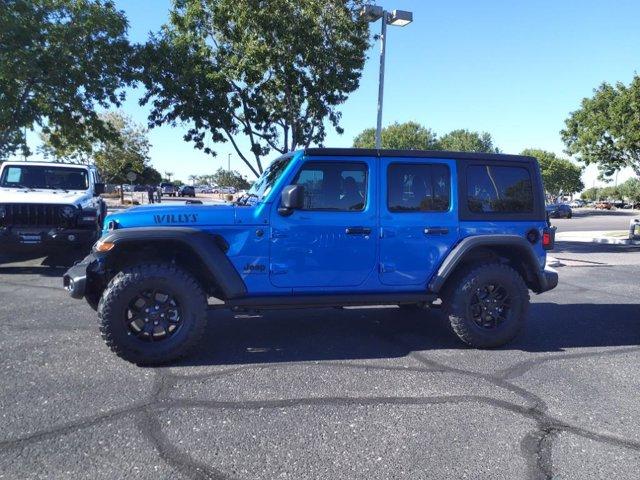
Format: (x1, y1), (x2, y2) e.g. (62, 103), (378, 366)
(466, 165), (533, 214)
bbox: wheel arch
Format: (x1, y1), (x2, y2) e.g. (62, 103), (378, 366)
(429, 235), (546, 295)
(98, 227), (247, 300)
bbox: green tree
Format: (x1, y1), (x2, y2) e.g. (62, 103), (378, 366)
(352, 121), (437, 150)
(521, 149), (584, 200)
(0, 0), (135, 161)
(93, 112), (151, 190)
(164, 172), (174, 182)
(139, 0), (369, 177)
(561, 75), (640, 178)
(619, 178), (640, 204)
(437, 129), (498, 153)
(580, 187), (599, 201)
(212, 168), (250, 190)
(139, 166), (162, 185)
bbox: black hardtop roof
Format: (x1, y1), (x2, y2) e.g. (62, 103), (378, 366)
(303, 148), (535, 163)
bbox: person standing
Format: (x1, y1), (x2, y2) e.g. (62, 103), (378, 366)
(147, 185), (155, 204)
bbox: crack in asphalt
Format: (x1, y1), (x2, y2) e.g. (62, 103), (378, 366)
(498, 346), (640, 380)
(1, 331), (639, 479)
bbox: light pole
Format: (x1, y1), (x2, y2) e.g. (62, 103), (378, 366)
(361, 6), (413, 149)
(227, 153), (231, 172)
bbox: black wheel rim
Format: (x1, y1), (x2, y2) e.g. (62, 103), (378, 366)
(125, 289), (183, 342)
(469, 282), (511, 329)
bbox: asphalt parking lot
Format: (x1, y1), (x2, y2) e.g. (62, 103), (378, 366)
(551, 208), (638, 232)
(1, 239), (639, 479)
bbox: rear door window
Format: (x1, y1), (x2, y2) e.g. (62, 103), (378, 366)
(387, 163), (450, 212)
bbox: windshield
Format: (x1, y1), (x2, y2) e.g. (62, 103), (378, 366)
(0, 165), (89, 190)
(241, 154), (293, 205)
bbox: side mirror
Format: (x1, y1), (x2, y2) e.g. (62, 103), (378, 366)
(94, 183), (105, 196)
(278, 184), (305, 216)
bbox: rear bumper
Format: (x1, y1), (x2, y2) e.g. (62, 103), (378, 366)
(536, 266), (558, 293)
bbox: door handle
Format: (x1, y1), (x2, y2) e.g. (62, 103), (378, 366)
(346, 226), (372, 235)
(424, 227), (449, 235)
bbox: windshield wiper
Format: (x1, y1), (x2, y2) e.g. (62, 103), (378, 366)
(5, 184), (34, 190)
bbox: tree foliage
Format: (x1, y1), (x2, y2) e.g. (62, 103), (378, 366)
(39, 111), (152, 186)
(92, 112), (151, 185)
(0, 0), (135, 161)
(561, 75), (640, 178)
(139, 0), (369, 178)
(521, 149), (584, 199)
(438, 129), (498, 153)
(352, 122), (497, 153)
(211, 168), (250, 190)
(619, 178), (640, 203)
(352, 122), (438, 150)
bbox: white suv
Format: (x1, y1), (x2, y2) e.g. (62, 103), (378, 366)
(0, 161), (106, 254)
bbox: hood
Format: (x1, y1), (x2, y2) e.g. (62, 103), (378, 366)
(103, 203), (241, 230)
(0, 188), (90, 205)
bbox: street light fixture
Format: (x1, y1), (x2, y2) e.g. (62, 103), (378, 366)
(361, 6), (413, 149)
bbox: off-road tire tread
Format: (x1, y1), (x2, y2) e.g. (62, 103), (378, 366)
(97, 263), (207, 364)
(442, 263), (529, 348)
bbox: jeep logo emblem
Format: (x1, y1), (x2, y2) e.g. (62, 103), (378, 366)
(244, 263), (266, 273)
(153, 214), (198, 224)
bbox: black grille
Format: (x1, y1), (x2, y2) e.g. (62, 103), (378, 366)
(0, 204), (76, 228)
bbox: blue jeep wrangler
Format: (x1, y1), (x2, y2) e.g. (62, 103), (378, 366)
(63, 148), (557, 364)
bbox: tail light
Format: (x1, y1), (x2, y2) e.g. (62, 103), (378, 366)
(542, 226), (556, 250)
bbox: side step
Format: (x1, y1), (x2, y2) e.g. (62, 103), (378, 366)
(212, 293), (437, 311)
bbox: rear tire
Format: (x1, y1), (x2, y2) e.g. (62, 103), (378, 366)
(442, 263), (529, 348)
(97, 263), (208, 364)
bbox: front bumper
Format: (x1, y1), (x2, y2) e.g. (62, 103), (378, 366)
(0, 227), (97, 254)
(537, 266), (559, 293)
(62, 252), (105, 299)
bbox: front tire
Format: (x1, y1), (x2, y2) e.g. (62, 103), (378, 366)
(442, 263), (529, 348)
(97, 263), (208, 364)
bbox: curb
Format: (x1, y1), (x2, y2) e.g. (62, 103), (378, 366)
(556, 231), (640, 245)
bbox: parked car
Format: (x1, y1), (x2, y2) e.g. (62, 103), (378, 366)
(64, 148), (557, 364)
(0, 161), (106, 255)
(546, 203), (572, 219)
(160, 182), (177, 197)
(178, 185), (196, 197)
(568, 199), (585, 208)
(594, 201), (613, 210)
(212, 186), (236, 194)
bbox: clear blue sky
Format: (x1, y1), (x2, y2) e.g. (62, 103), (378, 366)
(28, 0), (640, 186)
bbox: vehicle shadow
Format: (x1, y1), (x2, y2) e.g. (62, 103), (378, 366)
(0, 251), (85, 276)
(175, 302), (640, 367)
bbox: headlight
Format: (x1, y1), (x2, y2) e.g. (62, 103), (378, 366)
(60, 206), (76, 219)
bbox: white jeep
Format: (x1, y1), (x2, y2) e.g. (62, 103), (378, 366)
(0, 161), (106, 254)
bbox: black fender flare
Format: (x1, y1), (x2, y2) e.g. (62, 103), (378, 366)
(99, 227), (247, 299)
(428, 235), (550, 294)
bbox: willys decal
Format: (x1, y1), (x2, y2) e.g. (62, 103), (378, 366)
(153, 213), (198, 224)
